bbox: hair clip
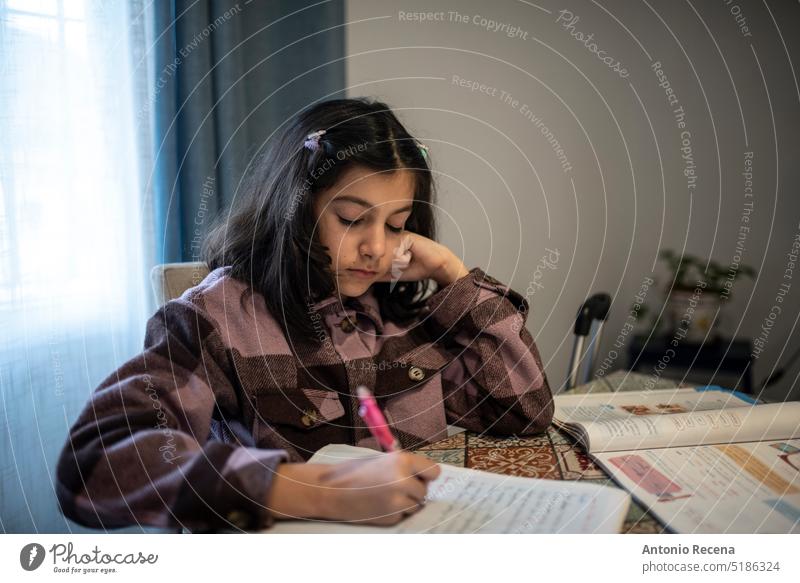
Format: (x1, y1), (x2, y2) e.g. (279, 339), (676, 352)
(416, 141), (429, 160)
(304, 129), (326, 151)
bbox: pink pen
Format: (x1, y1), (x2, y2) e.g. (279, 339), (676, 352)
(356, 385), (400, 452)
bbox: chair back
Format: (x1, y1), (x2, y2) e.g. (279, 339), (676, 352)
(150, 262), (209, 306)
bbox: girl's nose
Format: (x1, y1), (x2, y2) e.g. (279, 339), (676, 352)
(359, 225), (386, 260)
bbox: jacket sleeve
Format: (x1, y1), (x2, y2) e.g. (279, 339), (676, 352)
(424, 267), (554, 435)
(55, 299), (288, 532)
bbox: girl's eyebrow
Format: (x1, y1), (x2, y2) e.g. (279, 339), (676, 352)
(333, 194), (412, 215)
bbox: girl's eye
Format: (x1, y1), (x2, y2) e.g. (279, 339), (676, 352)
(338, 216), (361, 227)
(338, 216), (403, 233)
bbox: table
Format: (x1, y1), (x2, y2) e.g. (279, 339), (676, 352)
(413, 371), (679, 534)
(413, 429), (665, 534)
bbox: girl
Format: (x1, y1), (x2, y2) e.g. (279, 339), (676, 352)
(56, 97), (554, 532)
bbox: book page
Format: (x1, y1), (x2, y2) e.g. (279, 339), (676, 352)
(262, 444), (631, 534)
(584, 402), (800, 452)
(593, 439), (800, 533)
(555, 387), (754, 425)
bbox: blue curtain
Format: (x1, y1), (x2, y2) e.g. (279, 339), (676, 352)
(149, 0), (346, 264)
(0, 0), (344, 534)
(0, 0), (156, 535)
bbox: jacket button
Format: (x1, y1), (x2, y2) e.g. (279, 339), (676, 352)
(408, 366), (425, 381)
(227, 510), (251, 529)
(301, 409), (318, 427)
(340, 317), (355, 333)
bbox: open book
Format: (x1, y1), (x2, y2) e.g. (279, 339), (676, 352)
(554, 386), (800, 453)
(554, 387), (800, 533)
(262, 444), (631, 534)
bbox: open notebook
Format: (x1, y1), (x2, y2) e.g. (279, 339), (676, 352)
(261, 444), (631, 534)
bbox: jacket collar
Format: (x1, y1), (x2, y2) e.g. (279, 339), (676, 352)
(213, 266), (386, 333)
(311, 288), (384, 333)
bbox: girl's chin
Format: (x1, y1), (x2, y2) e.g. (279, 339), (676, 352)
(336, 280), (372, 298)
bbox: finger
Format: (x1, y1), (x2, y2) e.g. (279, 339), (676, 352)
(408, 457), (442, 482)
(401, 495), (426, 517)
(403, 475), (428, 504)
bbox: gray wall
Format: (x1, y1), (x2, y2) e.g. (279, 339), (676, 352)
(345, 0), (800, 401)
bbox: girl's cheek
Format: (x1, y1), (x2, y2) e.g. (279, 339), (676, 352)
(339, 228), (359, 249)
(326, 233), (352, 266)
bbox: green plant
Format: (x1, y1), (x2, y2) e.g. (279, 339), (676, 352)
(630, 250), (757, 339)
(658, 249), (756, 296)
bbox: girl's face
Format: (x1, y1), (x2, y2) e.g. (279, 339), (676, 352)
(312, 164), (414, 298)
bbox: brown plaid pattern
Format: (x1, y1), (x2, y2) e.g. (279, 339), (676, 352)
(55, 266), (554, 532)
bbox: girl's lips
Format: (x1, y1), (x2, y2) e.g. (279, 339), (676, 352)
(347, 268), (378, 278)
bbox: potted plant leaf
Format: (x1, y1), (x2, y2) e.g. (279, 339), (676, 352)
(655, 249), (756, 342)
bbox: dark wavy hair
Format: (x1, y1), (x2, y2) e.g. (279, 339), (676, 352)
(202, 97), (437, 342)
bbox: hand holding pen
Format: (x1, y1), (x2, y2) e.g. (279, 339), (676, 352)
(267, 385), (441, 525)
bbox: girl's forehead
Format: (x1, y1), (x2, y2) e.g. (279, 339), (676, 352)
(322, 165), (415, 207)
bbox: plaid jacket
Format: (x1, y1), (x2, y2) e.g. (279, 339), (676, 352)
(55, 266), (554, 532)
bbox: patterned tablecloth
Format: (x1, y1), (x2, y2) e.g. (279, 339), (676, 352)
(414, 371), (689, 534)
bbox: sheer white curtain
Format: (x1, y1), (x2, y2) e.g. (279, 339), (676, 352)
(0, 0), (159, 532)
